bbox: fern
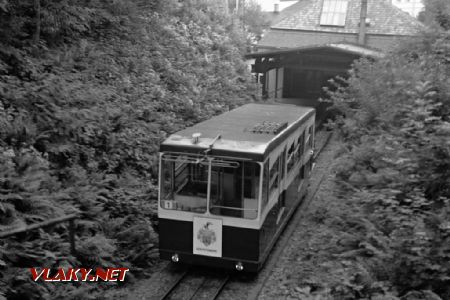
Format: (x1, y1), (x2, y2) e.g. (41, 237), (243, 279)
(0, 0), (259, 297)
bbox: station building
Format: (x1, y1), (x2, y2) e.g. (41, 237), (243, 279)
(247, 0), (424, 118)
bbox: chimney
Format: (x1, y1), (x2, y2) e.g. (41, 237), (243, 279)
(274, 3), (280, 13)
(358, 0), (368, 45)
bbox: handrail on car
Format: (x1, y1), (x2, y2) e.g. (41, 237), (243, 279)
(0, 213), (79, 255)
(210, 205), (257, 212)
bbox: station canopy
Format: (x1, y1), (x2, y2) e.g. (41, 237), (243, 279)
(246, 43), (384, 59)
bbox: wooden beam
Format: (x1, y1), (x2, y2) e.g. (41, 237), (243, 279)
(285, 64), (351, 73)
(0, 214), (79, 238)
(0, 214), (79, 255)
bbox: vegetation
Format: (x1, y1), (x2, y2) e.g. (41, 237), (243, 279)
(0, 0), (258, 298)
(238, 0), (271, 46)
(325, 1), (450, 298)
(419, 0), (450, 30)
(2, 0), (448, 298)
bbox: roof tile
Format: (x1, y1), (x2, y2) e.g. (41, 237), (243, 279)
(271, 0), (424, 35)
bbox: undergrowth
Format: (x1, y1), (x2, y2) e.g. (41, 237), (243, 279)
(0, 0), (258, 298)
(323, 26), (450, 299)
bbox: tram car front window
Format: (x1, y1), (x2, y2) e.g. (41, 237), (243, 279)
(209, 161), (259, 220)
(160, 153), (260, 219)
(160, 154), (208, 213)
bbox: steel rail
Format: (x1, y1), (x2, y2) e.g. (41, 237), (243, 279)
(159, 270), (230, 300)
(210, 274), (230, 300)
(159, 130), (334, 300)
(246, 130), (335, 300)
(187, 277), (207, 300)
(158, 269), (190, 300)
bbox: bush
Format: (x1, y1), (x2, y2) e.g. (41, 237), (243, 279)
(0, 0), (258, 298)
(325, 27), (450, 299)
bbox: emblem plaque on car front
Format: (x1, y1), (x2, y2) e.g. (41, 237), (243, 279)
(193, 217), (222, 257)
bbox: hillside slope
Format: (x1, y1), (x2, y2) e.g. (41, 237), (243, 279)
(0, 0), (257, 298)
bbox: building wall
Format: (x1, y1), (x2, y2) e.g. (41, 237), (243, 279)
(257, 29), (415, 52)
(264, 67), (285, 99)
(266, 68), (277, 98)
(276, 68), (284, 98)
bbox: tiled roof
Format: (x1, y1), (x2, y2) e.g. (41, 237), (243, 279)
(271, 0), (424, 35)
(262, 1), (308, 25)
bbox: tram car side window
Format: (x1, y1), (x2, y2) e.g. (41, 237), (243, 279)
(298, 131), (305, 158)
(308, 125), (314, 148)
(269, 156), (280, 195)
(210, 161), (259, 220)
(261, 162), (269, 210)
(287, 143), (295, 173)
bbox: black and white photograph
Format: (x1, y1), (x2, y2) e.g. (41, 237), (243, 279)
(0, 0), (449, 299)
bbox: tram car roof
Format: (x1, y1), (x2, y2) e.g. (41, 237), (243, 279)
(160, 103), (315, 160)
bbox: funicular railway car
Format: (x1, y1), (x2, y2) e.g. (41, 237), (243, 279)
(158, 103), (315, 272)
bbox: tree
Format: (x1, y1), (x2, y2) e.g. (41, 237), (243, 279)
(240, 0), (270, 45)
(324, 10), (450, 298)
(0, 0), (7, 12)
(0, 0), (257, 297)
(419, 0), (450, 30)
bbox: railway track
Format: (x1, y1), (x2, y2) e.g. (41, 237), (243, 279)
(244, 130), (334, 300)
(120, 129), (334, 300)
(158, 268), (229, 300)
(156, 130), (334, 300)
(314, 130), (333, 160)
